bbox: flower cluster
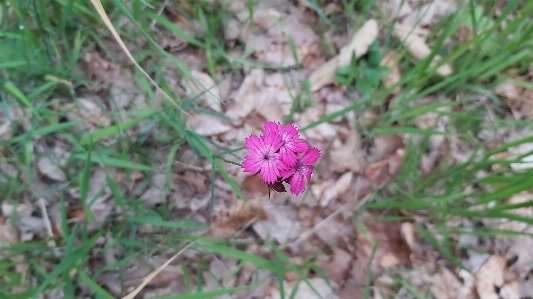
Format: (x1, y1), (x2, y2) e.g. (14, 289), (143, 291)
(242, 121), (321, 195)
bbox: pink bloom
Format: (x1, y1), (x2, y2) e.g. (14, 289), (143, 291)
(280, 148), (321, 195)
(263, 121), (308, 167)
(242, 133), (284, 184)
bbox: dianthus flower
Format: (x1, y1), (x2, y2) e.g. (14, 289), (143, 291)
(242, 121), (320, 196)
(263, 121), (308, 167)
(279, 148), (321, 195)
(242, 132), (284, 184)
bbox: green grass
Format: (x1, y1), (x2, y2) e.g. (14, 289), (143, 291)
(1, 0), (533, 298)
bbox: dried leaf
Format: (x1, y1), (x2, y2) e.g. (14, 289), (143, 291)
(380, 51), (402, 95)
(253, 205), (301, 244)
(494, 81), (533, 120)
(188, 114), (231, 136)
(329, 133), (363, 173)
(321, 172), (353, 207)
(380, 0), (413, 21)
(430, 268), (474, 299)
(309, 19), (379, 91)
(141, 174), (169, 208)
(211, 201), (267, 239)
(316, 248), (352, 286)
(402, 0), (457, 27)
(393, 24), (453, 76)
(204, 257), (237, 298)
(0, 217), (18, 245)
(246, 13), (320, 68)
(475, 255), (506, 299)
(37, 156), (67, 182)
(271, 277), (338, 299)
(226, 69), (293, 122)
(182, 71), (222, 112)
(358, 212), (410, 268)
(242, 174), (269, 199)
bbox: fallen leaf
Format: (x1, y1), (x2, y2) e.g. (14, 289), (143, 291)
(187, 113), (231, 136)
(182, 70), (222, 113)
(402, 0), (457, 27)
(253, 205), (301, 244)
(316, 248), (352, 286)
(329, 133), (363, 173)
(380, 51), (402, 95)
(83, 51), (144, 110)
(430, 268), (474, 299)
(67, 97), (112, 127)
(500, 281), (520, 299)
(320, 172), (354, 207)
(0, 217), (18, 245)
(37, 156), (67, 182)
(357, 212), (411, 268)
(246, 13), (320, 68)
(204, 257), (238, 298)
(242, 174), (269, 199)
(298, 107), (338, 141)
(380, 0), (413, 21)
(270, 277), (338, 299)
(393, 24), (453, 76)
(141, 174), (169, 208)
(494, 80), (533, 120)
(475, 255), (506, 299)
(309, 19), (379, 91)
(211, 201), (267, 239)
(494, 193), (533, 276)
(226, 69), (293, 122)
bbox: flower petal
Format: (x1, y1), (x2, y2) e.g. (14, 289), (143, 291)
(289, 171), (306, 195)
(301, 147), (321, 164)
(284, 139), (309, 153)
(279, 148), (298, 167)
(245, 135), (263, 155)
(280, 124), (300, 140)
(264, 121), (282, 135)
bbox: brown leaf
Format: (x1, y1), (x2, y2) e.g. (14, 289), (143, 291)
(83, 51), (143, 110)
(357, 212), (410, 268)
(37, 156), (67, 182)
(393, 24), (453, 76)
(0, 217), (18, 245)
(66, 97), (112, 127)
(187, 113), (231, 136)
(402, 0), (457, 27)
(431, 268), (474, 299)
(246, 13), (320, 68)
(365, 148), (404, 184)
(475, 255), (507, 299)
(329, 133), (363, 173)
(309, 19), (379, 91)
(380, 51), (402, 95)
(316, 248), (352, 286)
(253, 205), (301, 244)
(182, 71), (221, 113)
(494, 80), (533, 120)
(204, 257), (237, 295)
(242, 174), (269, 199)
(226, 69), (293, 122)
(320, 172), (354, 207)
(211, 201), (267, 239)
(270, 277), (338, 299)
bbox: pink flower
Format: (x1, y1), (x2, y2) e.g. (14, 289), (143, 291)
(263, 121), (308, 167)
(242, 133), (284, 184)
(280, 148), (321, 195)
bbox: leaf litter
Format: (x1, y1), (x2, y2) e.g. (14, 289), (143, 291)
(3, 0), (533, 298)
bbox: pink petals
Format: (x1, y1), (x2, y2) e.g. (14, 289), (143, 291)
(242, 121), (320, 195)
